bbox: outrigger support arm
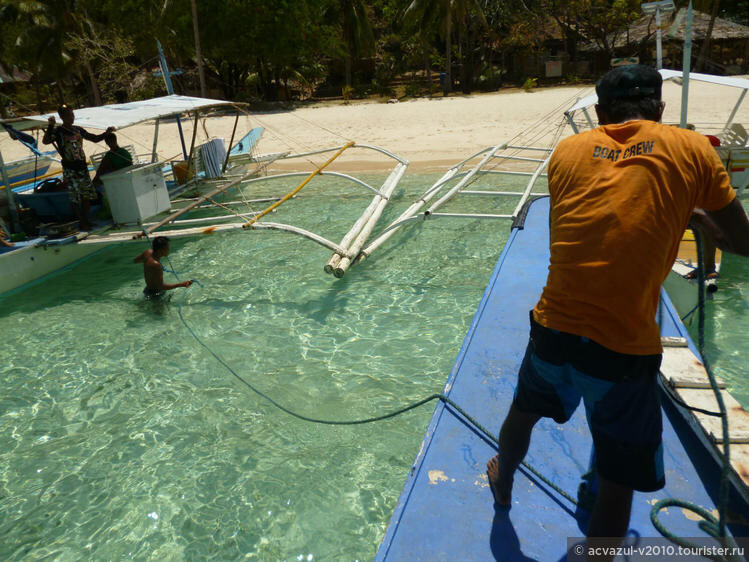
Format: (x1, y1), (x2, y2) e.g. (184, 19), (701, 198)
(243, 141), (355, 226)
(137, 159), (276, 238)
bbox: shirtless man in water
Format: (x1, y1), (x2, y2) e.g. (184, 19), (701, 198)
(133, 236), (192, 298)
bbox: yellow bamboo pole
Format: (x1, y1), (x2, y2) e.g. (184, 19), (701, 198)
(243, 141), (354, 227)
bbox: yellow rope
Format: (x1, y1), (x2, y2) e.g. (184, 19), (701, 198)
(243, 141), (355, 227)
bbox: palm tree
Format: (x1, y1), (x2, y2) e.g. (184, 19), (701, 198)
(405, 0), (486, 94)
(328, 0), (374, 88)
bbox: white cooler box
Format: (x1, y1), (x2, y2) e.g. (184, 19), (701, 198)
(101, 162), (170, 224)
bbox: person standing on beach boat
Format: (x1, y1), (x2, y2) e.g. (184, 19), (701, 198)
(134, 236), (192, 300)
(42, 104), (115, 231)
(486, 64), (749, 557)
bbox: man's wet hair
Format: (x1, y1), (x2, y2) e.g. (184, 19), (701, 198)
(152, 236), (170, 252)
(596, 65), (663, 122)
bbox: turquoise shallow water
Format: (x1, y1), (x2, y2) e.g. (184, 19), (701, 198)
(1, 172), (747, 560)
(0, 173), (526, 560)
(689, 228), (749, 408)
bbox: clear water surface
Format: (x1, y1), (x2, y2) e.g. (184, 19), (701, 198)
(1, 173), (747, 560)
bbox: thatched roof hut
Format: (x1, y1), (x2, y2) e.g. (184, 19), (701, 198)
(591, 8), (749, 73)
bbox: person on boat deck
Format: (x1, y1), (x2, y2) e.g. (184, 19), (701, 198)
(92, 132), (133, 187)
(133, 236), (192, 299)
(42, 104), (115, 231)
(487, 64), (749, 556)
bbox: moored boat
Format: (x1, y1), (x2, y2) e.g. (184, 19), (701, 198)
(376, 196), (749, 559)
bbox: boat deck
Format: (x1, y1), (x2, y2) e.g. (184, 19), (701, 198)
(376, 196), (749, 560)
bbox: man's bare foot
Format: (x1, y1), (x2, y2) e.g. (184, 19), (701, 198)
(487, 455), (513, 507)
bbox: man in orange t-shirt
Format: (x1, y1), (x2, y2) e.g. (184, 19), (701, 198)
(487, 65), (749, 545)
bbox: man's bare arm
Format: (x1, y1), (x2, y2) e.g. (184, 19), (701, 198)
(706, 197), (749, 257)
(42, 117), (55, 145)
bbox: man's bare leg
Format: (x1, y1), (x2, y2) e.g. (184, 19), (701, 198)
(80, 199), (93, 230)
(583, 474), (634, 561)
(487, 404), (540, 506)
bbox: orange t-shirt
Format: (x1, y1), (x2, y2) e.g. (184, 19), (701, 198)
(533, 120), (735, 355)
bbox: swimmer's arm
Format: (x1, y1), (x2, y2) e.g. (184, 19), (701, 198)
(161, 280), (193, 290)
(133, 250), (148, 264)
(145, 261), (192, 290)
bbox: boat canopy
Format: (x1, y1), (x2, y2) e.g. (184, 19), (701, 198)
(0, 95), (240, 132)
(565, 69), (749, 115)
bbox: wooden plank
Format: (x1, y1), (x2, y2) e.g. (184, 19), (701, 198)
(729, 445), (749, 485)
(676, 388), (749, 445)
(660, 346), (726, 389)
(659, 345), (749, 494)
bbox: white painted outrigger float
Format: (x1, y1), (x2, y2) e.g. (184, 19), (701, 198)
(327, 93), (590, 277)
(0, 96), (409, 296)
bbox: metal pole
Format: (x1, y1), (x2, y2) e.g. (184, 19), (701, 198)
(680, 1), (694, 129)
(157, 40), (188, 159)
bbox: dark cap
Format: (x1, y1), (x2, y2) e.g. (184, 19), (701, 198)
(596, 64), (662, 104)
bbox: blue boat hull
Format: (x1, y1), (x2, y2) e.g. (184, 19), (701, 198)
(377, 196), (748, 560)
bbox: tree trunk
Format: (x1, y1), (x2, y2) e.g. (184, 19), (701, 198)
(696, 0), (719, 72)
(445, 7), (452, 94)
(84, 60), (102, 106)
(345, 52), (352, 88)
(423, 38), (431, 96)
(344, 12), (353, 88)
(191, 0), (207, 97)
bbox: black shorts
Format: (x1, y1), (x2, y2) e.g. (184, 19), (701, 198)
(143, 287), (166, 300)
(513, 313), (664, 492)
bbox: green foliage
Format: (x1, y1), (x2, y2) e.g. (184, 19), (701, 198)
(522, 77), (537, 91)
(477, 65), (503, 91)
(404, 80), (421, 97)
(341, 83), (354, 102)
(1, 0), (747, 106)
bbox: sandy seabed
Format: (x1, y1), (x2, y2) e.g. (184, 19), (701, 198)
(2, 78), (747, 173)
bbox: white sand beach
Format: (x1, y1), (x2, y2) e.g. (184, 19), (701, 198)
(2, 78), (747, 172)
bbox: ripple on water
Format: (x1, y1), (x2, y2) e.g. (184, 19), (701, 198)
(1, 175), (747, 559)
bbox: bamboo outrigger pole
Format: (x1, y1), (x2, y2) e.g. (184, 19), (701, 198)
(243, 141), (354, 227)
(136, 159), (276, 238)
